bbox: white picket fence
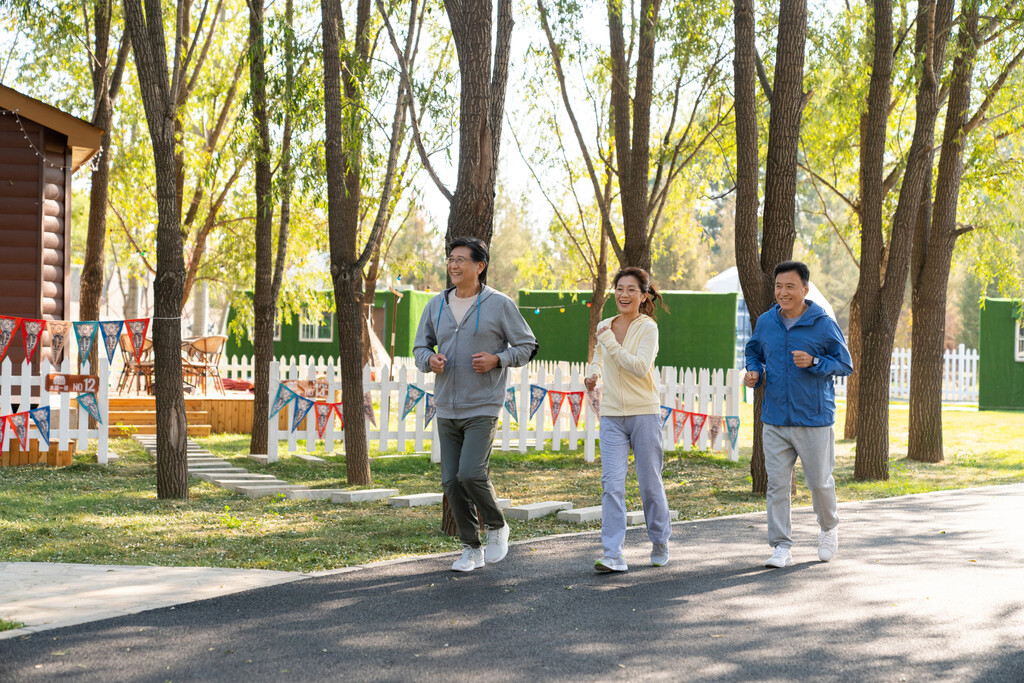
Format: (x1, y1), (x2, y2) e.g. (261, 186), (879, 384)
(833, 344), (979, 403)
(266, 358), (742, 463)
(0, 356), (111, 463)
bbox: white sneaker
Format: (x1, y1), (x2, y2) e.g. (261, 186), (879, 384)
(818, 527), (839, 562)
(594, 556), (628, 573)
(764, 546), (793, 568)
(651, 543), (669, 567)
(484, 524), (510, 563)
(451, 545), (484, 572)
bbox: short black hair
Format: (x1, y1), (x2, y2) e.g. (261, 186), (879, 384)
(774, 260), (810, 285)
(447, 236), (489, 282)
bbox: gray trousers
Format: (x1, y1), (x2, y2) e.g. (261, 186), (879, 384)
(763, 424), (840, 549)
(599, 415), (672, 559)
(438, 416), (506, 548)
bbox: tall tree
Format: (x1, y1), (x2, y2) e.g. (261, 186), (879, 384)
(907, 1), (1024, 462)
(733, 0), (808, 494)
(80, 2), (131, 364)
(248, 0), (299, 455)
(854, 0), (953, 479)
(122, 0), (194, 499)
(323, 0), (415, 483)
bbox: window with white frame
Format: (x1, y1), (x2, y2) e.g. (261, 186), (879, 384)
(300, 311), (334, 343)
(1016, 318), (1024, 362)
(274, 322), (282, 341)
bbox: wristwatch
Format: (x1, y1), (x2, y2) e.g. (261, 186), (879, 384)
(812, 356), (820, 366)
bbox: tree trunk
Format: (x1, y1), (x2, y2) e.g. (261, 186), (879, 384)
(607, 0), (657, 272)
(908, 2), (979, 463)
(323, 0), (372, 485)
(249, 0), (274, 456)
(843, 295), (860, 439)
(854, 0), (953, 479)
(123, 0), (190, 499)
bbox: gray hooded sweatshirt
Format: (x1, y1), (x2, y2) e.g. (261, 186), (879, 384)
(413, 285), (538, 419)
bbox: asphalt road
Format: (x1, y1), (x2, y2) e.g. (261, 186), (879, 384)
(3, 484), (1023, 682)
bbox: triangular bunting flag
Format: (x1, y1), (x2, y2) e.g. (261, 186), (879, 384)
(725, 416), (741, 450)
(673, 409), (688, 443)
(314, 402), (335, 438)
(48, 321), (71, 365)
(660, 405), (673, 429)
(0, 417), (5, 450)
(0, 316), (19, 361)
(74, 321), (99, 362)
(124, 319), (151, 363)
(333, 402), (345, 429)
(29, 406), (51, 446)
(20, 319), (46, 364)
(402, 384), (426, 421)
(269, 383), (297, 418)
(707, 415), (724, 450)
(504, 386), (518, 421)
(98, 320), (124, 364)
(7, 412), (29, 450)
(586, 386), (602, 416)
(423, 393), (437, 428)
(291, 396), (315, 433)
(77, 392), (103, 424)
(548, 390), (567, 422)
(529, 384), (548, 421)
(363, 391), (376, 427)
(566, 391), (584, 427)
(690, 413), (707, 442)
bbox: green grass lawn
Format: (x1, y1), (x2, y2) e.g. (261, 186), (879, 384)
(0, 404), (1021, 573)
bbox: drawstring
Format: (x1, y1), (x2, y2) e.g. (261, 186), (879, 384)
(475, 290), (481, 334)
(437, 287), (483, 334)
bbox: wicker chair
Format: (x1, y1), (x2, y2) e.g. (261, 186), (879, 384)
(181, 335), (227, 394)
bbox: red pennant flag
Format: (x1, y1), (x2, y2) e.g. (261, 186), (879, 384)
(0, 316), (19, 362)
(20, 319), (47, 364)
(7, 412), (29, 450)
(690, 413), (707, 442)
(673, 409), (688, 443)
(548, 390), (567, 422)
(566, 391), (584, 427)
(124, 319), (151, 363)
(333, 402), (345, 429)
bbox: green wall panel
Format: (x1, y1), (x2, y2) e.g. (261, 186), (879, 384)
(518, 290), (737, 370)
(978, 298), (1024, 410)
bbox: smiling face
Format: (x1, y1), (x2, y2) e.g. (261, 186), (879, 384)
(613, 274), (646, 316)
(775, 269), (809, 318)
(447, 246), (484, 291)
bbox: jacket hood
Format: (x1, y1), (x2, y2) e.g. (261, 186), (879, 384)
(436, 285), (499, 334)
(771, 299), (829, 326)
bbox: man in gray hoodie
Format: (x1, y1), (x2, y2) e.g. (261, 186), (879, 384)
(413, 237), (539, 572)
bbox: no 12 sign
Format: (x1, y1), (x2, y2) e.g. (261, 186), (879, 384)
(46, 373), (100, 393)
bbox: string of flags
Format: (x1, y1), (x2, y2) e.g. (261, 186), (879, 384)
(0, 315), (151, 366)
(1, 407), (51, 450)
(267, 379), (740, 453)
(659, 406), (741, 451)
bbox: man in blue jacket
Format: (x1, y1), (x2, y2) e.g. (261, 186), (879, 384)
(744, 261), (853, 568)
(414, 237), (538, 572)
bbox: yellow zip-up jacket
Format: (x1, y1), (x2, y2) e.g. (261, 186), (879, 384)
(587, 314), (660, 416)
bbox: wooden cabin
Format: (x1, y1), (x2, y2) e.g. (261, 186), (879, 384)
(0, 84), (103, 370)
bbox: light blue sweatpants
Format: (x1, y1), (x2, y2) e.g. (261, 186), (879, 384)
(599, 414), (672, 559)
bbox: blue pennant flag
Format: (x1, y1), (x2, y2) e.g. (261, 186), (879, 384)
(291, 396), (315, 433)
(74, 321), (99, 362)
(269, 383), (297, 419)
(423, 393), (437, 428)
(29, 406), (51, 446)
(77, 392), (103, 424)
(529, 384), (548, 421)
(504, 386), (517, 421)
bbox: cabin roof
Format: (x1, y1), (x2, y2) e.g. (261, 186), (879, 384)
(0, 83), (105, 171)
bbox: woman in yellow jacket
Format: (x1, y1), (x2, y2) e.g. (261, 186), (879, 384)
(585, 267), (671, 572)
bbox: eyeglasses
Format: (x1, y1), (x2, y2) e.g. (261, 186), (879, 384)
(614, 286), (643, 296)
(445, 256), (476, 267)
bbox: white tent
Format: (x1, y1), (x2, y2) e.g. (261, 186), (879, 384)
(705, 266), (836, 321)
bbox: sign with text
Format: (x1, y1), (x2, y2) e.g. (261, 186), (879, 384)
(46, 373), (100, 394)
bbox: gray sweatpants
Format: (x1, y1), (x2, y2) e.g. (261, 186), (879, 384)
(438, 416), (506, 548)
(763, 424), (839, 549)
(599, 415), (672, 559)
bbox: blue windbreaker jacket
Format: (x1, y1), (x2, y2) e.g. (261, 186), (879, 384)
(744, 300), (853, 427)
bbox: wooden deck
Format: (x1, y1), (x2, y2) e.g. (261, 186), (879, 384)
(108, 392), (281, 437)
